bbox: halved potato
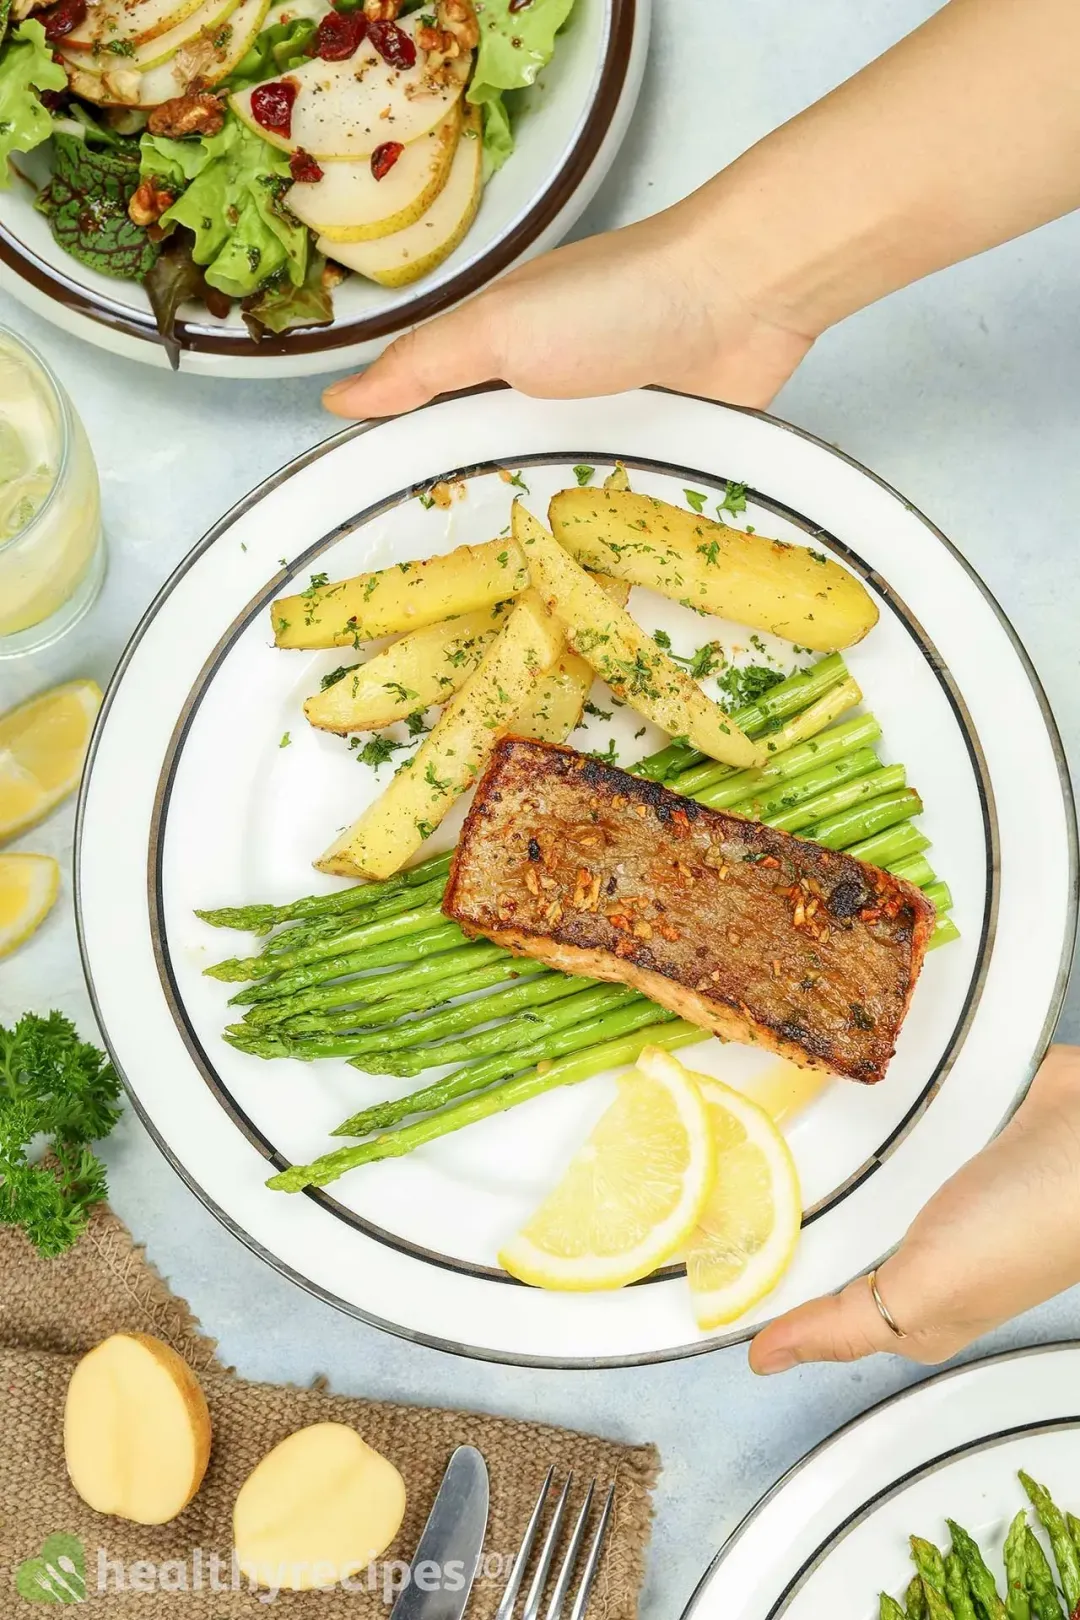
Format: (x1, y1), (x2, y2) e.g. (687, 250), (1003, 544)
(510, 573), (630, 744)
(289, 105), (461, 244)
(513, 501), (763, 769)
(63, 0), (212, 50)
(66, 0), (269, 103)
(231, 13), (468, 159)
(62, 0), (239, 64)
(273, 536), (528, 650)
(320, 106), (482, 287)
(304, 602), (512, 733)
(316, 590), (565, 879)
(548, 487), (879, 652)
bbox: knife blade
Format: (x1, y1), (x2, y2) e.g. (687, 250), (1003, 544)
(389, 1445), (489, 1620)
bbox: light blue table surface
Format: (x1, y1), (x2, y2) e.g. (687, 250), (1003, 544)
(3, 1), (1080, 1612)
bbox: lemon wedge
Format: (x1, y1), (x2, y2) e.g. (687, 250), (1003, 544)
(498, 1046), (715, 1291)
(671, 1057), (803, 1330)
(0, 679), (101, 844)
(0, 852), (60, 957)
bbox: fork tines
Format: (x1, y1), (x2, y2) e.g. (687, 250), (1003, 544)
(496, 1468), (616, 1620)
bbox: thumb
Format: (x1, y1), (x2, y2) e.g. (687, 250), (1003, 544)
(323, 301), (502, 418)
(749, 1270), (897, 1375)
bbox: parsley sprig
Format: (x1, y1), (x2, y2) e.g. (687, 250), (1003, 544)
(0, 1013), (122, 1257)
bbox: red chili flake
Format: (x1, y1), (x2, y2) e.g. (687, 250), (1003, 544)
(289, 148), (324, 183)
(41, 0), (87, 42)
(370, 140), (403, 180)
(312, 8), (367, 59)
(368, 18), (416, 67)
(250, 78), (298, 138)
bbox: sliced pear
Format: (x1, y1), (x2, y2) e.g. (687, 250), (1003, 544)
(320, 106), (481, 286)
(288, 104), (460, 243)
(63, 0), (213, 51)
(66, 0), (269, 105)
(63, 0), (239, 65)
(230, 13), (468, 159)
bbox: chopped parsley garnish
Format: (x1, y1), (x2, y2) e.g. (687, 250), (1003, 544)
(652, 628), (673, 651)
(808, 549), (828, 564)
(503, 469), (529, 491)
(405, 710), (429, 736)
(583, 700), (612, 721)
(384, 681), (419, 703)
(589, 739), (620, 767)
(415, 818), (435, 840)
(418, 490), (435, 509)
(351, 734), (406, 769)
(302, 572), (329, 597)
(424, 762), (450, 795)
(683, 488), (707, 514)
(697, 539), (721, 567)
(279, 732), (291, 748)
(320, 665), (350, 691)
(573, 464), (595, 486)
(716, 663), (786, 711)
(718, 481), (748, 517)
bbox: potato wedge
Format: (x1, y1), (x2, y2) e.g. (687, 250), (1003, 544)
(317, 589), (565, 878)
(548, 488), (878, 652)
(509, 573), (630, 744)
(304, 604), (512, 733)
(272, 537), (528, 650)
(513, 503), (763, 768)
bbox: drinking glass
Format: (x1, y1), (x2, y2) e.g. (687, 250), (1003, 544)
(0, 328), (105, 658)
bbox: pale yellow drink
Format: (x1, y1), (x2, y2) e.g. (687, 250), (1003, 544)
(0, 331), (103, 655)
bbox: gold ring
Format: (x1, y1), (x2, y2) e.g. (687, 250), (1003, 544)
(867, 1269), (907, 1340)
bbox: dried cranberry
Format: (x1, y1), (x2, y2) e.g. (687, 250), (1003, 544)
(367, 18), (415, 68)
(249, 78), (298, 138)
(370, 140), (403, 181)
(289, 148), (324, 184)
(312, 8), (367, 59)
(41, 0), (87, 43)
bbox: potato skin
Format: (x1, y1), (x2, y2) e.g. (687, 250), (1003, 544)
(548, 488), (878, 652)
(128, 1333), (213, 1509)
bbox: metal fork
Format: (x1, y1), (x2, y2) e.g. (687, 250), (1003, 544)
(495, 1468), (616, 1620)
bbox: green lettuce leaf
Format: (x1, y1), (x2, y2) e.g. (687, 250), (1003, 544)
(218, 15), (317, 93)
(465, 0), (576, 170)
(141, 115), (308, 299)
(0, 20), (66, 187)
(242, 250), (332, 338)
(35, 132), (159, 280)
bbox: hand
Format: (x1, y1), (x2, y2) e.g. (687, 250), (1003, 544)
(322, 201), (815, 419)
(750, 1045), (1080, 1374)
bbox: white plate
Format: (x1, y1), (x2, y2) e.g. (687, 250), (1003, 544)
(0, 0), (647, 377)
(75, 386), (1077, 1365)
(683, 1341), (1080, 1620)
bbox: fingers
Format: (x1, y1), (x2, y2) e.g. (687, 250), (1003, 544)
(323, 299), (501, 418)
(749, 1270), (895, 1375)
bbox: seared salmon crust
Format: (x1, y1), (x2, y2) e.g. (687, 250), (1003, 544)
(443, 738), (935, 1083)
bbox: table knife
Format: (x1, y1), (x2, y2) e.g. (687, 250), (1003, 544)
(389, 1444), (489, 1620)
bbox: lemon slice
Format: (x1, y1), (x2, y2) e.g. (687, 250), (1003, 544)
(0, 679), (101, 844)
(0, 852), (60, 957)
(672, 1057), (803, 1330)
(498, 1046), (715, 1290)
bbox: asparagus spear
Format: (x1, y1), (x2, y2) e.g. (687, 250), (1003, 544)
(929, 916), (961, 952)
(923, 882), (952, 915)
(636, 653), (849, 782)
(1003, 1512), (1032, 1620)
(945, 1549), (979, 1620)
(891, 854), (936, 888)
(807, 788), (924, 851)
(682, 676), (863, 792)
(1022, 1527), (1065, 1620)
(196, 850), (453, 932)
(206, 886), (447, 982)
(268, 1020), (704, 1192)
(692, 725), (882, 811)
(923, 1586), (955, 1620)
(232, 920), (466, 1006)
(911, 1539), (949, 1601)
(241, 940), (510, 1027)
(848, 822), (930, 866)
(880, 1598), (907, 1620)
(766, 762), (905, 835)
(277, 956), (553, 1035)
(908, 1576), (929, 1620)
(946, 1522), (1006, 1620)
(1019, 1475), (1080, 1612)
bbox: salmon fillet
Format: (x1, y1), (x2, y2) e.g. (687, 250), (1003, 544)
(443, 738), (936, 1083)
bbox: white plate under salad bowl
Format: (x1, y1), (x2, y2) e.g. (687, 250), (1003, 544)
(75, 385), (1077, 1366)
(0, 0), (647, 378)
(682, 1341), (1080, 1620)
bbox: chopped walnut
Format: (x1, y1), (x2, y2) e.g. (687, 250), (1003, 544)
(128, 179), (175, 229)
(147, 91), (225, 139)
(363, 0), (400, 17)
(417, 0), (478, 79)
(321, 260), (349, 292)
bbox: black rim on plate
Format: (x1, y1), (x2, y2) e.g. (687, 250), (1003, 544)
(73, 387), (1079, 1368)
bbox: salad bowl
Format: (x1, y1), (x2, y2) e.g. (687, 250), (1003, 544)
(0, 0), (647, 376)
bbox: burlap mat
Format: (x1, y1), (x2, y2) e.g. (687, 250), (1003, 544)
(0, 1201), (658, 1615)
